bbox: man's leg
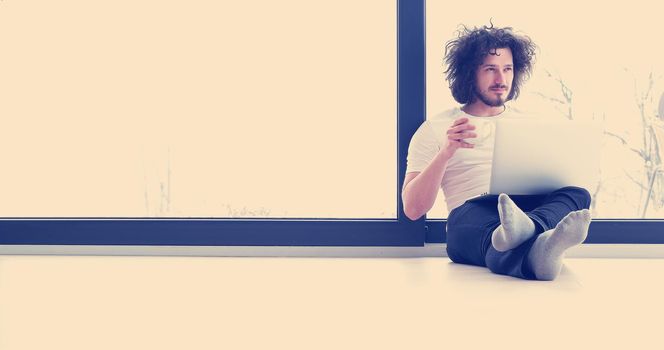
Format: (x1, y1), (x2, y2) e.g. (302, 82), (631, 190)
(484, 186), (592, 280)
(527, 209), (591, 280)
(525, 186), (592, 233)
(446, 196), (501, 268)
(491, 193), (537, 252)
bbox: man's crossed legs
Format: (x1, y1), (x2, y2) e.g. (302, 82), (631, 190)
(445, 186), (592, 281)
(492, 193), (591, 280)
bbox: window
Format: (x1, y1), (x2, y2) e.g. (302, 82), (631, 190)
(0, 0), (396, 219)
(424, 0), (664, 243)
(0, 0), (424, 246)
(1, 1), (661, 247)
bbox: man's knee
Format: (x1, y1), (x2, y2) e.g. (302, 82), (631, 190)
(445, 243), (466, 264)
(558, 186), (592, 209)
(445, 226), (467, 264)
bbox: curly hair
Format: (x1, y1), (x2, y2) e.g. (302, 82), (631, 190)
(443, 22), (537, 104)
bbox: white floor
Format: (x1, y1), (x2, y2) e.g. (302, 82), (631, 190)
(0, 256), (662, 350)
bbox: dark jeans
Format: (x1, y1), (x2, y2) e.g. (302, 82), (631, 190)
(445, 186), (592, 280)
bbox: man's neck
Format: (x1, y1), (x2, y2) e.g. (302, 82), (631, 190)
(461, 101), (506, 117)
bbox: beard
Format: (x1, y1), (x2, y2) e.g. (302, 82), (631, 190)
(474, 85), (509, 107)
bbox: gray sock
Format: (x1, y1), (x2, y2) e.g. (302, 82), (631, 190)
(527, 209), (591, 281)
(491, 193), (537, 252)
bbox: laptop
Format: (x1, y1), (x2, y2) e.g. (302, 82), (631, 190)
(488, 118), (603, 195)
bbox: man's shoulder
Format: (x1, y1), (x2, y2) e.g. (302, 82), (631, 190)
(429, 107), (463, 122)
(412, 108), (461, 145)
(426, 108), (463, 131)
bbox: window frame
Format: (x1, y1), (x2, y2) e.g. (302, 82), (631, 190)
(1, 0), (662, 247)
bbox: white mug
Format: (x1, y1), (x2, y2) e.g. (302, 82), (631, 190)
(464, 118), (495, 146)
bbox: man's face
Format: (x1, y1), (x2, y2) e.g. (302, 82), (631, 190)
(473, 47), (514, 107)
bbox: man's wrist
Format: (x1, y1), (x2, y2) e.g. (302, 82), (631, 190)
(438, 147), (455, 159)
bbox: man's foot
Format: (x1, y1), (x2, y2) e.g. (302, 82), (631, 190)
(527, 209), (591, 281)
(491, 193), (537, 252)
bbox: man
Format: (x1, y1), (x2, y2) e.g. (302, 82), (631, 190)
(401, 24), (592, 280)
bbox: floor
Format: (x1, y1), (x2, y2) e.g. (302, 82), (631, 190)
(0, 256), (662, 350)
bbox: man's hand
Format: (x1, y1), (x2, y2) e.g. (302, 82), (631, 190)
(444, 117), (477, 154)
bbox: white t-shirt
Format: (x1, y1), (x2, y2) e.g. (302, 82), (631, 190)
(405, 106), (530, 213)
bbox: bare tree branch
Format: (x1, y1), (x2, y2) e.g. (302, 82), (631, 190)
(533, 91), (566, 105)
(604, 131), (628, 145)
(624, 170), (649, 192)
(604, 132), (646, 159)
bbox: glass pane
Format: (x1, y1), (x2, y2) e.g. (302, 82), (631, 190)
(0, 0), (396, 218)
(426, 0), (664, 218)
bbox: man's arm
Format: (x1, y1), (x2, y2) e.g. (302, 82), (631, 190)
(401, 149), (454, 221)
(401, 116), (476, 220)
